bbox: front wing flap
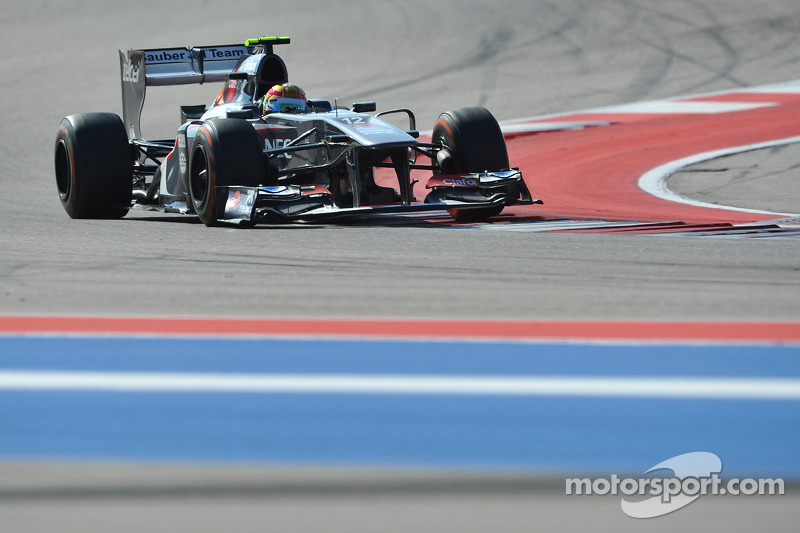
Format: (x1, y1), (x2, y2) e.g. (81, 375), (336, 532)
(425, 169), (538, 207)
(216, 170), (539, 223)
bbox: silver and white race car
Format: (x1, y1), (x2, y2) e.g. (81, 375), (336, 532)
(55, 36), (538, 226)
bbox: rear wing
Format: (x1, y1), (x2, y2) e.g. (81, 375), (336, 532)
(119, 37), (290, 141)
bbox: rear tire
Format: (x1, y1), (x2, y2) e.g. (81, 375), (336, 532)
(54, 113), (132, 218)
(432, 107), (508, 222)
(188, 118), (265, 227)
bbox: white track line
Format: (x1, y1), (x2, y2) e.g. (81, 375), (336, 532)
(503, 78), (800, 127)
(0, 371), (799, 400)
(455, 220), (649, 232)
(594, 101), (774, 114)
(638, 136), (800, 217)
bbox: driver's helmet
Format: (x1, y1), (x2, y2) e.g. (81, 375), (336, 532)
(262, 83), (307, 114)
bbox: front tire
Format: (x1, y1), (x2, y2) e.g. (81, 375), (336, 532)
(432, 107), (509, 222)
(54, 113), (132, 218)
(188, 118), (265, 227)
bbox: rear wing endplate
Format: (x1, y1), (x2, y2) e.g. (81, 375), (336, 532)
(120, 43), (247, 141)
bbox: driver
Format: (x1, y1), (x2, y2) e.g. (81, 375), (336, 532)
(261, 83), (307, 114)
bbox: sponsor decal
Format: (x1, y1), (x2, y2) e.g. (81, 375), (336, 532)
(178, 152), (187, 174)
(206, 47), (246, 60)
(260, 186), (298, 197)
(487, 170), (518, 179)
(141, 46), (246, 66)
(224, 189), (256, 218)
(265, 138), (293, 159)
(144, 50), (190, 64)
(122, 58), (140, 83)
(338, 116), (367, 126)
(477, 170), (520, 184)
(358, 128), (399, 136)
(227, 190), (242, 209)
(443, 178), (478, 186)
(427, 171), (520, 189)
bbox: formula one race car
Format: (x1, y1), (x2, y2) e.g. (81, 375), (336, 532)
(55, 36), (538, 226)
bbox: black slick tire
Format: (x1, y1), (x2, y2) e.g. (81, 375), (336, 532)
(432, 107), (509, 222)
(54, 113), (132, 218)
(188, 118), (264, 227)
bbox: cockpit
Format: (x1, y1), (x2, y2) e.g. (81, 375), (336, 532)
(213, 51), (289, 106)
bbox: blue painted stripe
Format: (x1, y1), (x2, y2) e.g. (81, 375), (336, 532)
(0, 391), (796, 477)
(1, 337), (798, 377)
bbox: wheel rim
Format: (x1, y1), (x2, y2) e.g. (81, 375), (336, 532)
(190, 145), (209, 205)
(432, 132), (454, 175)
(55, 140), (72, 200)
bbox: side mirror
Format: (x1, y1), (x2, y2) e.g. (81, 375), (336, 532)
(307, 99), (333, 112)
(351, 101), (377, 113)
(226, 105), (259, 119)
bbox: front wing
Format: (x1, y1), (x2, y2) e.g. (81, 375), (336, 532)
(215, 170), (540, 223)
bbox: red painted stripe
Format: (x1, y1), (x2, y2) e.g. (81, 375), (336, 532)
(0, 316), (798, 342)
(683, 93), (800, 104)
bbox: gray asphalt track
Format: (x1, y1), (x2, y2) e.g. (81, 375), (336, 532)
(669, 142), (800, 214)
(1, 1), (799, 531)
(3, 0), (800, 321)
(1, 462), (796, 533)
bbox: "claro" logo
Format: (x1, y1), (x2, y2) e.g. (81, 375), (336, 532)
(443, 178), (477, 186)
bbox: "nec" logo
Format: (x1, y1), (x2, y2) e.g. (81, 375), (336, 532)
(265, 138), (292, 159)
